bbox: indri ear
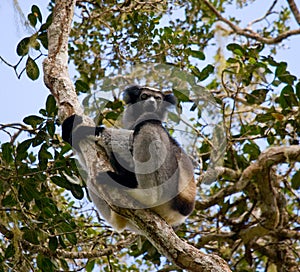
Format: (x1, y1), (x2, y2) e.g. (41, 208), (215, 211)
(123, 85), (142, 104)
(164, 93), (177, 106)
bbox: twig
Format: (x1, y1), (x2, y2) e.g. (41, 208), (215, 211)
(0, 55), (24, 78)
(247, 0), (278, 28)
(202, 0), (300, 44)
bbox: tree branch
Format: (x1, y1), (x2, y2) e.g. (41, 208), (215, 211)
(113, 207), (232, 272)
(202, 0), (300, 44)
(43, 0), (83, 121)
(196, 145), (300, 210)
(19, 235), (137, 259)
(287, 0), (300, 25)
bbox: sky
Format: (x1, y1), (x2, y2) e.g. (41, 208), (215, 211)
(0, 0), (50, 126)
(0, 0), (300, 135)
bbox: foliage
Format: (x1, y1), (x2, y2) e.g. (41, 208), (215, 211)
(1, 0), (300, 271)
(0, 5), (51, 80)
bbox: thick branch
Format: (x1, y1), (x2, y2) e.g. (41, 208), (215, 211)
(43, 0), (83, 121)
(114, 207), (231, 272)
(255, 145), (300, 166)
(196, 145), (300, 210)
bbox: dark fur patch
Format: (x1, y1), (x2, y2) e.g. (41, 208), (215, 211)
(171, 195), (195, 216)
(62, 114), (105, 150)
(96, 171), (138, 189)
(62, 115), (80, 144)
(123, 85), (142, 104)
(164, 93), (177, 105)
(108, 152), (138, 188)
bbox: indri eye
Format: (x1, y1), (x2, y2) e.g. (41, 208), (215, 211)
(140, 93), (148, 100)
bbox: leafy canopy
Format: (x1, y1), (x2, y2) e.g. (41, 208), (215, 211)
(0, 1), (300, 271)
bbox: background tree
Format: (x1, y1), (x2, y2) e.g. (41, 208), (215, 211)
(0, 0), (300, 271)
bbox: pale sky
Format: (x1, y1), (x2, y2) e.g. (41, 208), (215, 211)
(0, 0), (50, 126)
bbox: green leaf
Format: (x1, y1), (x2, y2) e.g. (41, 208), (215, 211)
(36, 198), (58, 218)
(66, 232), (77, 245)
(1, 142), (13, 163)
(49, 237), (59, 252)
(279, 85), (298, 109)
(241, 124), (260, 136)
(106, 100), (123, 110)
(2, 195), (17, 207)
(291, 171), (300, 189)
(278, 73), (297, 85)
(173, 89), (190, 102)
(23, 228), (39, 245)
(272, 79), (282, 87)
(19, 181), (40, 202)
(275, 62), (287, 77)
(51, 176), (72, 190)
(16, 37), (30, 56)
(86, 260), (96, 272)
(32, 131), (48, 147)
(31, 38), (40, 50)
(227, 57), (239, 64)
(243, 142), (260, 160)
(201, 64), (214, 81)
(37, 254), (55, 272)
(296, 82), (300, 100)
(192, 65), (214, 81)
(246, 89), (268, 105)
(16, 139), (32, 161)
(226, 43), (245, 56)
(39, 108), (47, 116)
(5, 244), (15, 259)
(23, 115), (44, 128)
(32, 5), (42, 23)
(58, 221), (75, 233)
(75, 79), (90, 93)
(39, 144), (52, 160)
(105, 111), (119, 121)
(40, 13), (53, 32)
(263, 56), (279, 66)
(38, 32), (48, 49)
(188, 49), (205, 60)
(58, 235), (67, 249)
(255, 113), (274, 123)
(26, 57), (40, 80)
(46, 120), (56, 137)
(17, 139), (32, 153)
(28, 13), (37, 27)
(46, 95), (57, 116)
(70, 184), (84, 200)
(168, 112), (180, 123)
(191, 66), (202, 79)
(267, 134), (275, 145)
(38, 143), (52, 170)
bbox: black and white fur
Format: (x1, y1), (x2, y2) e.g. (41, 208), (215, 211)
(62, 85), (196, 232)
